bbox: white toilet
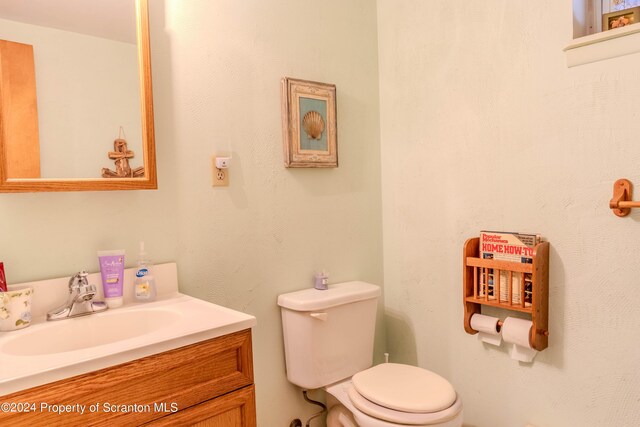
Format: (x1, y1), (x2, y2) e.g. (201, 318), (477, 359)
(278, 281), (463, 427)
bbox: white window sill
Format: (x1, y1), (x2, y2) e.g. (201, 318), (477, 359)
(564, 23), (640, 67)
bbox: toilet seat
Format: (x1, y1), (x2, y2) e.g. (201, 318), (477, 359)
(348, 363), (460, 425)
(348, 386), (462, 425)
(352, 363), (457, 413)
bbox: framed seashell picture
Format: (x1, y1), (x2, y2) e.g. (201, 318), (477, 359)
(281, 77), (337, 167)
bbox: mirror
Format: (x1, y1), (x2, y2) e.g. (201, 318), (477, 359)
(0, 0), (156, 192)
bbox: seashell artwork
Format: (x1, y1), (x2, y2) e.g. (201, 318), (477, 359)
(302, 110), (325, 140)
(281, 77), (337, 167)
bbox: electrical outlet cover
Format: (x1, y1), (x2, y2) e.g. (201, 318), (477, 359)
(211, 157), (229, 187)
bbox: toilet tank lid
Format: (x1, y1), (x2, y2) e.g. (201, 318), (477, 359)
(277, 281), (381, 311)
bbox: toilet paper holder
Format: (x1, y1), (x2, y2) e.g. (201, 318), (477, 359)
(462, 237), (550, 351)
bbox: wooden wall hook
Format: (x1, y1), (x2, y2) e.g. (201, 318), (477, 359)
(610, 179), (633, 217)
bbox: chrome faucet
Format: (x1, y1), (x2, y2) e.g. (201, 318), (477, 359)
(47, 270), (108, 321)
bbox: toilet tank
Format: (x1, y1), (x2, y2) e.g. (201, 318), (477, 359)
(278, 281), (381, 389)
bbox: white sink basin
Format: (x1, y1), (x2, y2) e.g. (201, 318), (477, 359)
(2, 308), (180, 356)
(0, 293), (256, 396)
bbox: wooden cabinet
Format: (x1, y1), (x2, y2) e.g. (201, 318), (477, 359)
(147, 385), (256, 427)
(0, 329), (256, 427)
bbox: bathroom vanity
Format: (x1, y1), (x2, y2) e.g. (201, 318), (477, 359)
(0, 329), (255, 426)
(0, 263), (257, 426)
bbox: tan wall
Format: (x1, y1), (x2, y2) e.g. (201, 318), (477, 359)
(0, 1), (382, 426)
(377, 1), (640, 426)
(156, 1), (383, 425)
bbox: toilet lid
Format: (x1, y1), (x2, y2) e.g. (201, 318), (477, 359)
(348, 385), (462, 425)
(351, 363), (457, 413)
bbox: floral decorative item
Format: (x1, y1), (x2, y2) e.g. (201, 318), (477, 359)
(0, 286), (33, 331)
(281, 77), (338, 168)
(603, 7), (640, 30)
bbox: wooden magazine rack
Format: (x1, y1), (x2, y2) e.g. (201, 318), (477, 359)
(463, 237), (549, 351)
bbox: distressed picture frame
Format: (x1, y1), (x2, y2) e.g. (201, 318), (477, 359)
(281, 77), (337, 168)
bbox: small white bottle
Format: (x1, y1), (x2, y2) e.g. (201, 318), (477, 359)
(133, 241), (157, 302)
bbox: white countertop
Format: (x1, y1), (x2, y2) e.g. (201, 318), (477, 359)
(0, 263), (256, 396)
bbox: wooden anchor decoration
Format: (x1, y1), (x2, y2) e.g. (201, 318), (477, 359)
(101, 138), (144, 178)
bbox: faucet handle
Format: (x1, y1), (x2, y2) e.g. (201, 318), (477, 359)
(68, 270), (90, 291)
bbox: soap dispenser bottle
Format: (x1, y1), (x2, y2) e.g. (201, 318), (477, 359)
(133, 241), (157, 302)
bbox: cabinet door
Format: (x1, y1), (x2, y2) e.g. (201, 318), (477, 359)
(147, 385), (256, 427)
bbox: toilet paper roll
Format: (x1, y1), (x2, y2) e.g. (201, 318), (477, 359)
(470, 313), (502, 346)
(502, 317), (537, 363)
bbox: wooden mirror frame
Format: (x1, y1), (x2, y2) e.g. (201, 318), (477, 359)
(0, 0), (156, 193)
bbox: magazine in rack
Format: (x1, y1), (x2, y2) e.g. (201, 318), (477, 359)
(478, 231), (540, 306)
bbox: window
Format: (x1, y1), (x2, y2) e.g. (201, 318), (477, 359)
(567, 0), (640, 66)
(574, 0), (640, 38)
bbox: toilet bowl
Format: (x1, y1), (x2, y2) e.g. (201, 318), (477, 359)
(326, 381), (462, 427)
(326, 403), (358, 427)
(325, 364), (463, 427)
(278, 281), (463, 427)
